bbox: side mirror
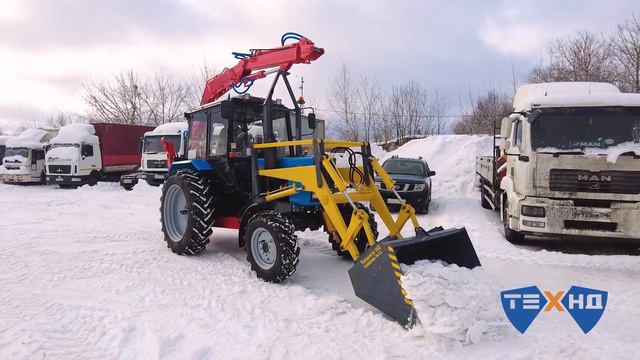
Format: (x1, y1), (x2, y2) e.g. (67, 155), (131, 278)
(307, 113), (316, 129)
(500, 117), (512, 139)
(527, 109), (542, 123)
(499, 139), (511, 151)
(428, 170), (436, 177)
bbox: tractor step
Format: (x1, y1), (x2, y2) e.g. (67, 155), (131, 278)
(348, 227), (480, 328)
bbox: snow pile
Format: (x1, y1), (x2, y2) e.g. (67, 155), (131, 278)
(51, 123), (98, 145)
(383, 135), (493, 197)
(146, 121), (188, 136)
(402, 261), (512, 347)
(5, 129), (49, 148)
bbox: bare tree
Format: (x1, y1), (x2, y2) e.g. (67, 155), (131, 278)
(427, 89), (449, 135)
(614, 13), (640, 92)
(188, 61), (216, 107)
(358, 76), (382, 142)
(140, 72), (191, 125)
(83, 70), (145, 125)
(529, 31), (618, 84)
(328, 63), (360, 140)
(454, 89), (512, 135)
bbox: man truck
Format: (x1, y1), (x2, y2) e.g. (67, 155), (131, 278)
(45, 123), (154, 188)
(477, 82), (640, 243)
(120, 122), (188, 190)
(0, 129), (57, 184)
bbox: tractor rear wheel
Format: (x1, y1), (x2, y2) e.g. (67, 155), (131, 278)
(160, 170), (215, 255)
(245, 211), (300, 283)
(329, 203), (379, 260)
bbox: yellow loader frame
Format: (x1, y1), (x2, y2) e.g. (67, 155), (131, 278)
(254, 139), (420, 261)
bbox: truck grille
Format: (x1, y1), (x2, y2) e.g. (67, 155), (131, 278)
(48, 165), (71, 174)
(147, 159), (167, 169)
(549, 169), (640, 195)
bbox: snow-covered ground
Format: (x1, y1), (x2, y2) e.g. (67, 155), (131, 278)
(1, 135), (639, 359)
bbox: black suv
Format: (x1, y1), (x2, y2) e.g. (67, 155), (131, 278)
(375, 156), (435, 213)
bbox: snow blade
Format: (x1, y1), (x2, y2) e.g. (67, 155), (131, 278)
(348, 227), (481, 328)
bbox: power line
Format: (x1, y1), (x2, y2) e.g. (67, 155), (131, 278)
(313, 108), (510, 119)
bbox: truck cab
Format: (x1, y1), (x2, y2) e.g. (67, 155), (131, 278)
(497, 82), (640, 242)
(0, 129), (55, 184)
(137, 122), (189, 186)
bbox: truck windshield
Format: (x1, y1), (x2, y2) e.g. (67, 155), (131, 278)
(531, 107), (640, 150)
(383, 160), (425, 176)
(4, 147), (29, 158)
(144, 135), (181, 154)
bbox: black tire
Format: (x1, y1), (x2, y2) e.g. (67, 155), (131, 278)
(480, 183), (492, 209)
(39, 171), (46, 185)
(122, 185), (134, 191)
(328, 203), (379, 260)
(502, 196), (525, 243)
(160, 170), (215, 255)
(244, 211), (300, 283)
(88, 172), (98, 186)
(59, 184), (78, 189)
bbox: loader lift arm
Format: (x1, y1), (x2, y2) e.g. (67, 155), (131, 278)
(200, 35), (325, 106)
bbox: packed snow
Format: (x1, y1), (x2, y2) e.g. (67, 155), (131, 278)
(50, 123), (98, 145)
(5, 129), (49, 149)
(0, 134), (639, 359)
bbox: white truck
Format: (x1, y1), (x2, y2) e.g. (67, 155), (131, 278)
(0, 129), (57, 184)
(45, 123), (154, 188)
(477, 82), (640, 243)
(120, 122), (188, 189)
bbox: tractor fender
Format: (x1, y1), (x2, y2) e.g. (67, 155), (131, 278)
(169, 159), (213, 174)
(238, 202), (272, 247)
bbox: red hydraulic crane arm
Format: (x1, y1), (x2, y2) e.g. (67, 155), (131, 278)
(200, 37), (325, 106)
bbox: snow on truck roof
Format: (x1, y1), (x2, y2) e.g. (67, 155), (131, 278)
(145, 122), (188, 137)
(5, 129), (51, 148)
(51, 123), (99, 145)
(513, 82), (640, 111)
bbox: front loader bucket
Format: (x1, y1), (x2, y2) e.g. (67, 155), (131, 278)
(348, 227), (481, 328)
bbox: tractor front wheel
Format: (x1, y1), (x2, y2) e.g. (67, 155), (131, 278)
(245, 211), (300, 283)
(160, 171), (215, 255)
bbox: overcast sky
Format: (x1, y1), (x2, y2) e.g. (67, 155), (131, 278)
(1, 0), (638, 132)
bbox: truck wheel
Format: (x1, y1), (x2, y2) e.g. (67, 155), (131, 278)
(328, 203), (378, 260)
(88, 172), (98, 186)
(161, 171), (215, 255)
(502, 196), (524, 243)
(245, 211), (300, 283)
(480, 184), (492, 209)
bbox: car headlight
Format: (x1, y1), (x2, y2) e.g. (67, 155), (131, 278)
(414, 183), (426, 191)
(521, 205), (546, 217)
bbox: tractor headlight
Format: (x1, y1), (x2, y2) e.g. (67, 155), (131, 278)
(521, 205), (546, 217)
(414, 183), (425, 191)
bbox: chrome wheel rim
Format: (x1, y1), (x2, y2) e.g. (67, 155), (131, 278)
(164, 184), (187, 242)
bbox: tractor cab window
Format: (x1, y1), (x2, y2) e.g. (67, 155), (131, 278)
(187, 111), (208, 159)
(209, 111), (228, 156)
